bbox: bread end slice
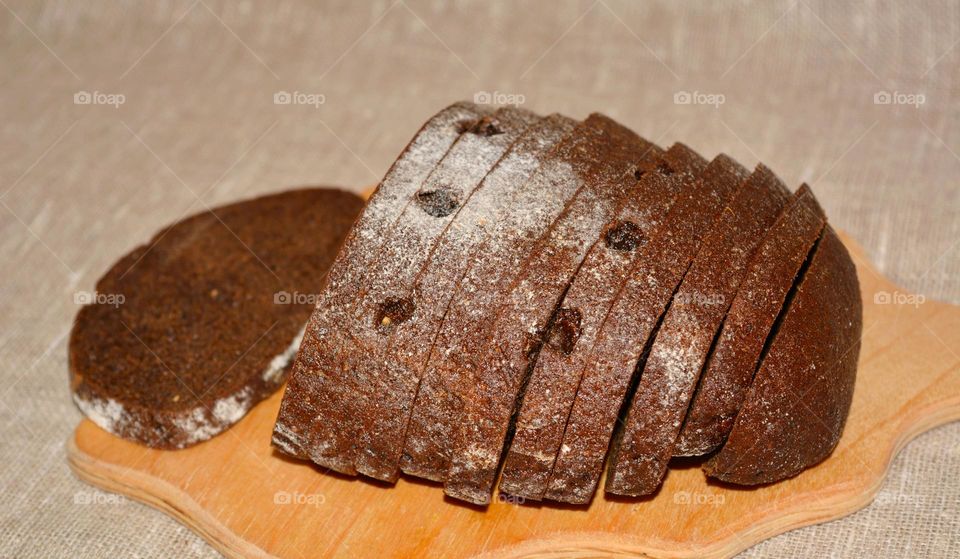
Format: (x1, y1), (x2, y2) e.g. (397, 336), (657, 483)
(704, 226), (861, 484)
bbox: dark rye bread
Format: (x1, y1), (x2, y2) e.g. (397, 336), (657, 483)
(400, 115), (662, 483)
(285, 107), (541, 474)
(705, 226), (861, 484)
(499, 143), (708, 500)
(443, 124), (665, 504)
(604, 164), (791, 496)
(675, 185), (827, 456)
(71, 188), (363, 449)
(262, 103), (861, 504)
(273, 103), (488, 465)
(352, 113), (578, 481)
(545, 155), (749, 504)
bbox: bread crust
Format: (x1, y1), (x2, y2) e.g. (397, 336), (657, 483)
(704, 226), (861, 484)
(604, 164), (791, 496)
(71, 188), (363, 449)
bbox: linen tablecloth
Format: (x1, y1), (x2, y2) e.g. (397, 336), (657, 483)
(1, 1), (957, 556)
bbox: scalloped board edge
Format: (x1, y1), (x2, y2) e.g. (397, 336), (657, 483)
(67, 231), (960, 559)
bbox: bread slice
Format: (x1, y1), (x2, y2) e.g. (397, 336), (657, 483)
(71, 188), (363, 449)
(499, 143), (708, 500)
(400, 115), (662, 484)
(280, 107), (539, 472)
(545, 155), (748, 504)
(273, 103), (488, 467)
(352, 113), (578, 481)
(443, 121), (666, 505)
(604, 164), (791, 496)
(674, 185), (826, 456)
(704, 226), (861, 484)
(307, 106), (540, 469)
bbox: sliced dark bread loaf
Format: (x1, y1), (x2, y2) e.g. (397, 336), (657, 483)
(296, 106), (540, 472)
(400, 115), (662, 483)
(443, 123), (666, 505)
(604, 164), (791, 496)
(352, 113), (578, 481)
(262, 102), (862, 503)
(675, 184), (827, 456)
(545, 155), (749, 504)
(71, 188), (363, 449)
(704, 226), (861, 484)
(499, 143), (708, 500)
(273, 103), (488, 466)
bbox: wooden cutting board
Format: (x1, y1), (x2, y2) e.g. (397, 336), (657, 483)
(67, 232), (960, 558)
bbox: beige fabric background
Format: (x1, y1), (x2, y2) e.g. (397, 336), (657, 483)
(1, 0), (957, 557)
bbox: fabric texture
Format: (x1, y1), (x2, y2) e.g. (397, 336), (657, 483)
(0, 1), (957, 557)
